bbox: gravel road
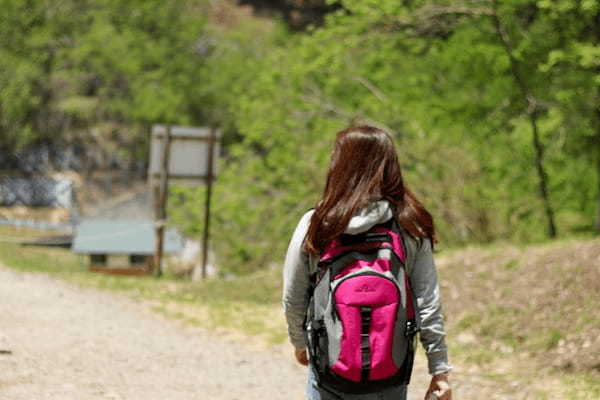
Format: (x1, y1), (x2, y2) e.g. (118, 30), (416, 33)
(0, 265), (437, 400)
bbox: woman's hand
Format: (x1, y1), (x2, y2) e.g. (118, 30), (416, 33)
(294, 348), (309, 366)
(425, 373), (452, 400)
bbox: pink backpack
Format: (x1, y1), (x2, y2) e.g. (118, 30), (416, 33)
(306, 218), (420, 394)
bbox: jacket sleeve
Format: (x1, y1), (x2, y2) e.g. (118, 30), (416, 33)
(282, 210), (314, 350)
(410, 238), (452, 375)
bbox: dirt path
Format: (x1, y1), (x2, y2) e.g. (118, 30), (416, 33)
(0, 265), (470, 400)
(0, 266), (307, 399)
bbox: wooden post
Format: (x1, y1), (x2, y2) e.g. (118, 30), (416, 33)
(154, 125), (172, 277)
(201, 128), (216, 279)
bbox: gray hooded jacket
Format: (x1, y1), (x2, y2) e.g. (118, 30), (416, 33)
(282, 200), (452, 376)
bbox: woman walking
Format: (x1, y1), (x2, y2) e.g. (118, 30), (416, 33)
(283, 125), (452, 400)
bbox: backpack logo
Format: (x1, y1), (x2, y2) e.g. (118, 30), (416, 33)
(354, 283), (375, 293)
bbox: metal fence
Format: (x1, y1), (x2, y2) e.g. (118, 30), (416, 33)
(0, 218), (73, 232)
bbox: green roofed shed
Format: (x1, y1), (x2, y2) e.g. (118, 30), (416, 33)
(72, 219), (185, 274)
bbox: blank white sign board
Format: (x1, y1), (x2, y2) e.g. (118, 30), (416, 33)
(148, 125), (220, 186)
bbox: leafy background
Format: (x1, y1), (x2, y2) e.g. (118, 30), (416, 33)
(1, 0), (599, 275)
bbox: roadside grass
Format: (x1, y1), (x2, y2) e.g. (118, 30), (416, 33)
(439, 237), (600, 399)
(0, 225), (287, 346)
(1, 225), (599, 397)
(562, 373), (600, 400)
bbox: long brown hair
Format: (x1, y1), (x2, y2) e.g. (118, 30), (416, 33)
(305, 125), (436, 255)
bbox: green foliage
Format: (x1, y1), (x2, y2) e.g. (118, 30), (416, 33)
(176, 0), (598, 273)
(1, 1), (598, 274)
(0, 0), (208, 150)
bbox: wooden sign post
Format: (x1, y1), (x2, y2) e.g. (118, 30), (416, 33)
(153, 125), (172, 276)
(200, 128), (217, 279)
(149, 125), (220, 278)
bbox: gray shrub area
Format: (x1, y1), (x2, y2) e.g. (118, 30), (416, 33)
(0, 177), (74, 208)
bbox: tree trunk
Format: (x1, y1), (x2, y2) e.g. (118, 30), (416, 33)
(595, 105), (600, 234)
(529, 110), (557, 237)
(491, 1), (557, 238)
(594, 13), (600, 234)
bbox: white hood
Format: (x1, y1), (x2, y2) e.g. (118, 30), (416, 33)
(344, 200), (393, 235)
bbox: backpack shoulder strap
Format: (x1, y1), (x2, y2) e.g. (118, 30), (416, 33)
(394, 222), (423, 331)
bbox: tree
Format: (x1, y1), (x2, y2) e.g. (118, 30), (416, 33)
(0, 0), (208, 161)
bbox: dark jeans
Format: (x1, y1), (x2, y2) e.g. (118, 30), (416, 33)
(306, 367), (408, 400)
